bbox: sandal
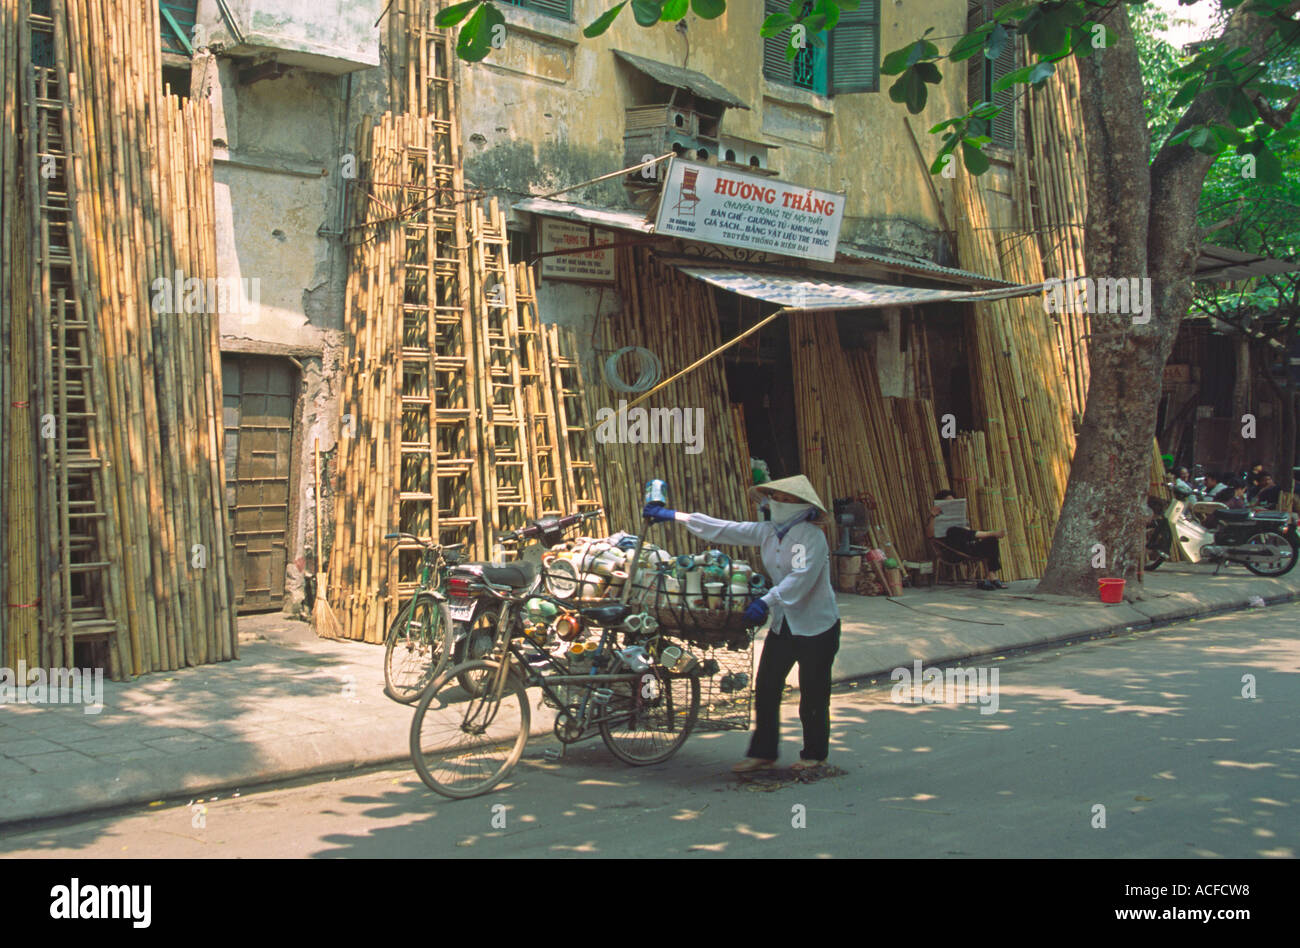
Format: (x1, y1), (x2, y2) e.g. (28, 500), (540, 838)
(791, 759), (826, 772)
(732, 757), (777, 773)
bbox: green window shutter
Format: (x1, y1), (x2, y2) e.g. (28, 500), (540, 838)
(830, 0), (879, 94)
(160, 1), (200, 56)
(503, 0), (572, 21)
(763, 0), (795, 86)
(966, 1), (1016, 149)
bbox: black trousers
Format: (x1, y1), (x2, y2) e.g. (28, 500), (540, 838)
(945, 526), (1001, 572)
(747, 618), (841, 762)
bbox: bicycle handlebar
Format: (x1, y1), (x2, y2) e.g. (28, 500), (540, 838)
(499, 508), (602, 542)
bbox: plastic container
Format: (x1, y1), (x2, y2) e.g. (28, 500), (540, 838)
(1098, 577), (1125, 604)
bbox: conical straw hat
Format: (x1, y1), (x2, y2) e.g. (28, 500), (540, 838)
(752, 474), (827, 513)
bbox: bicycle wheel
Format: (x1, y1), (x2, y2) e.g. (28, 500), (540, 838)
(384, 594), (454, 705)
(600, 668), (700, 766)
(1143, 519), (1169, 571)
(410, 660), (530, 799)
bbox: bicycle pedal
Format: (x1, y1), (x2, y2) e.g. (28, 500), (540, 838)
(592, 688), (613, 704)
(543, 748), (564, 761)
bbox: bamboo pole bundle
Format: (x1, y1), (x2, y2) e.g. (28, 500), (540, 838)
(586, 247), (748, 553)
(0, 0), (237, 677)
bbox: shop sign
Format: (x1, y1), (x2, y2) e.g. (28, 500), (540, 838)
(539, 218), (616, 283)
(653, 159), (845, 263)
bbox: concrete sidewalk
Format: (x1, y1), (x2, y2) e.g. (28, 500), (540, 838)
(1, 565), (1296, 827)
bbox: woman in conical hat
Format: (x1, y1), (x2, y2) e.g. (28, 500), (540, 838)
(644, 473), (840, 773)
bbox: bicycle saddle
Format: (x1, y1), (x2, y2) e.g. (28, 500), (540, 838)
(479, 561), (538, 589)
(579, 603), (634, 627)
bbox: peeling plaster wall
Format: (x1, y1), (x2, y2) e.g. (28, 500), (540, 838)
(198, 46), (372, 615)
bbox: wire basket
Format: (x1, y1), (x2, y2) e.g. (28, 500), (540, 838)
(691, 643), (754, 732)
(629, 569), (760, 650)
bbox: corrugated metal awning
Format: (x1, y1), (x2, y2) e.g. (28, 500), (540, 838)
(613, 50), (749, 110)
(673, 265), (1046, 310)
(837, 244), (1013, 289)
(513, 197), (654, 233)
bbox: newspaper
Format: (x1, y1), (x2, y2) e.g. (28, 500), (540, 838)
(932, 498), (969, 538)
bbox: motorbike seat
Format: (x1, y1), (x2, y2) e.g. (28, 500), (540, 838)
(479, 561), (538, 589)
(1249, 510), (1289, 522)
(1216, 509), (1252, 521)
(579, 603), (635, 627)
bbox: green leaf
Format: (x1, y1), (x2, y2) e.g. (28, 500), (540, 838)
(760, 12), (795, 37)
(690, 0), (726, 19)
(962, 141), (990, 175)
(882, 46), (913, 75)
(907, 39), (939, 66)
(992, 65), (1033, 93)
(435, 0), (481, 27)
(632, 0), (664, 27)
(1226, 89), (1258, 128)
(970, 102), (1001, 119)
(1255, 146), (1283, 185)
(889, 67), (929, 114)
(662, 0), (690, 19)
(1248, 81), (1297, 99)
(985, 23), (1009, 61)
(1169, 76), (1203, 111)
(457, 2), (505, 62)
(834, 0), (861, 10)
(814, 0), (840, 32)
(916, 61), (942, 85)
(1028, 60), (1055, 86)
(949, 24), (993, 62)
(583, 2), (627, 37)
(1028, 8), (1071, 58)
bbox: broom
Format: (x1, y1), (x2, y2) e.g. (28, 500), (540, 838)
(312, 438), (343, 639)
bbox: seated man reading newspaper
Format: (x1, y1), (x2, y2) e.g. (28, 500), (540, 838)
(928, 489), (1008, 590)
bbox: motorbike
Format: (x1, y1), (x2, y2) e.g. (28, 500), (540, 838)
(443, 509), (603, 694)
(1144, 488), (1298, 576)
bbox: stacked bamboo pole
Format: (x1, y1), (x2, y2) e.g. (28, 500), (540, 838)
(1021, 47), (1090, 418)
(0, 0), (234, 677)
(952, 170), (1078, 580)
(787, 311), (949, 564)
(586, 248), (750, 551)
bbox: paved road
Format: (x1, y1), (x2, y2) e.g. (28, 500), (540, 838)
(2, 603), (1296, 858)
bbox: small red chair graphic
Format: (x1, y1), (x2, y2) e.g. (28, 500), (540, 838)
(674, 168), (702, 217)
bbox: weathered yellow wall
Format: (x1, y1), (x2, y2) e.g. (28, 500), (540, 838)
(457, 0), (972, 258)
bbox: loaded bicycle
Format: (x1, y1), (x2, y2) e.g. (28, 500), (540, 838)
(408, 511), (703, 799)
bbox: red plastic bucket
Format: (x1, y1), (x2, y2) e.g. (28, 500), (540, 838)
(1098, 578), (1125, 604)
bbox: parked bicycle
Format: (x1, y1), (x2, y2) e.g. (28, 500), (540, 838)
(381, 532), (463, 704)
(409, 518), (702, 799)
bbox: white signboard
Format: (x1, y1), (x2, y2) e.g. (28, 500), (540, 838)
(539, 218), (616, 283)
(653, 159), (845, 262)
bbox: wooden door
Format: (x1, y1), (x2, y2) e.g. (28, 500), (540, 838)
(222, 356), (296, 613)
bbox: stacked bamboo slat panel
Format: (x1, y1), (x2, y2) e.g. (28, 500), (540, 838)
(950, 170), (1078, 580)
(1, 0), (234, 678)
(788, 311), (949, 565)
(586, 248), (750, 552)
(1020, 46), (1090, 419)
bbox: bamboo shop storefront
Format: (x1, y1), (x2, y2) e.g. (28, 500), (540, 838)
(515, 176), (1074, 586)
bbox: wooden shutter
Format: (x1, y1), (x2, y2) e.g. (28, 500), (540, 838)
(159, 0), (200, 55)
(763, 0), (795, 86)
(505, 0), (571, 20)
(830, 0), (880, 94)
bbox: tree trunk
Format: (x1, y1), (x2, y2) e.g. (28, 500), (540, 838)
(1228, 335), (1251, 473)
(1035, 4), (1261, 597)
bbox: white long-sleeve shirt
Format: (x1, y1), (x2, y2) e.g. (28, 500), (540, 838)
(683, 512), (839, 637)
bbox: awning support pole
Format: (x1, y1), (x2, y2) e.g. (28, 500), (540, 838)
(627, 306), (797, 408)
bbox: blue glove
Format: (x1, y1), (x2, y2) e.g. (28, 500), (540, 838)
(643, 503), (678, 523)
(742, 598), (769, 626)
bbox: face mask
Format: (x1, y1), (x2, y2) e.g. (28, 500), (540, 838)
(768, 501), (812, 524)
